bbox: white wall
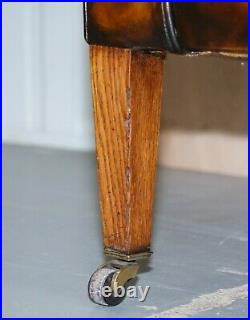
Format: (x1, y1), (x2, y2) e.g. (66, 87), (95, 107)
(3, 2), (94, 150)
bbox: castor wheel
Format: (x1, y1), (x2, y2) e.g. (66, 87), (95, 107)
(88, 260), (139, 306)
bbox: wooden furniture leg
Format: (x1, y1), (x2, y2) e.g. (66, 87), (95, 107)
(91, 45), (164, 256)
(88, 45), (164, 306)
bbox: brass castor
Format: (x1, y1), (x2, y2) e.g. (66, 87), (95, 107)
(88, 260), (139, 306)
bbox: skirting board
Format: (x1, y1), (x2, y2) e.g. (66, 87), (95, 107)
(3, 129), (247, 178)
(2, 130), (94, 152)
(159, 129), (247, 177)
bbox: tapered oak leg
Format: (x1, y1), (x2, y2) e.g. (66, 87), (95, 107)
(90, 45), (164, 258)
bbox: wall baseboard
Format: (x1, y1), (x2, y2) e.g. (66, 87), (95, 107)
(3, 130), (94, 152)
(159, 129), (248, 177)
(4, 129), (247, 178)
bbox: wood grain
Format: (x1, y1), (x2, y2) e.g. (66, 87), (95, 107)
(90, 45), (164, 255)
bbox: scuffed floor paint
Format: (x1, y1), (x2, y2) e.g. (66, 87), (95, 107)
(217, 267), (248, 276)
(137, 305), (158, 311)
(148, 284), (248, 318)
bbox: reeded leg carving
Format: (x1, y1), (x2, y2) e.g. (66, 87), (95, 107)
(90, 45), (164, 257)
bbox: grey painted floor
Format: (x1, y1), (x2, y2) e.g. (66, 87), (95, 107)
(3, 145), (248, 318)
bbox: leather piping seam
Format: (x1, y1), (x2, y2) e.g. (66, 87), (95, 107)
(161, 2), (182, 53)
